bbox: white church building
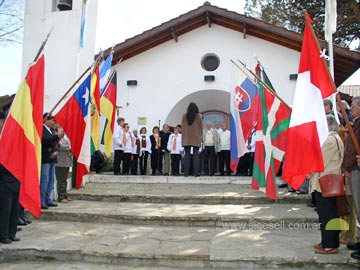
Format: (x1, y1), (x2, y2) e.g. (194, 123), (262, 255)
(22, 1), (360, 130)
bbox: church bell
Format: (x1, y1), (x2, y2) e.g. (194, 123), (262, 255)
(57, 0), (72, 11)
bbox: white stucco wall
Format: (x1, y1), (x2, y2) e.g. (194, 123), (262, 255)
(116, 24), (299, 131)
(22, 0), (98, 111)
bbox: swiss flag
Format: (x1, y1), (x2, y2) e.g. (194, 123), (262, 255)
(282, 15), (336, 189)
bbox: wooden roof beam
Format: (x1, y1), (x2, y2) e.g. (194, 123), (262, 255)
(171, 27), (178, 42)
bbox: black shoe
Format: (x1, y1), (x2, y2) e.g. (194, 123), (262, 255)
(25, 219), (32, 224)
(18, 217), (27, 226)
(278, 183), (288, 188)
(307, 203), (316, 208)
(47, 203), (58, 207)
(41, 205), (48, 210)
(9, 237), (20, 242)
(351, 251), (360, 260)
(0, 239), (12, 244)
(296, 191), (308, 195)
(16, 227), (22, 232)
(347, 242), (360, 251)
(288, 187), (297, 192)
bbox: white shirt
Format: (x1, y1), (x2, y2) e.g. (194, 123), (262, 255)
(219, 129), (231, 151)
(113, 125), (124, 151)
(123, 131), (134, 153)
(167, 133), (184, 154)
(140, 134), (152, 154)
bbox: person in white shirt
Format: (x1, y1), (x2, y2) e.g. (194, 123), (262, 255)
(202, 121), (220, 176)
(139, 127), (151, 175)
(122, 123), (134, 175)
(113, 117), (125, 175)
(219, 122), (231, 176)
(131, 129), (141, 175)
(167, 126), (184, 175)
(215, 121), (223, 174)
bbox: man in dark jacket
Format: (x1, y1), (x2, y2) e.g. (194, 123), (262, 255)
(0, 112), (21, 244)
(40, 113), (64, 209)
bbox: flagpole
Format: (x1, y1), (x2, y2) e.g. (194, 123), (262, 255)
(303, 9), (360, 155)
(102, 58), (123, 95)
(232, 59), (291, 109)
(33, 26), (54, 62)
(47, 54), (102, 119)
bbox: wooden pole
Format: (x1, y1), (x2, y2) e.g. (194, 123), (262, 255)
(33, 26), (54, 62)
(232, 59), (291, 109)
(101, 58), (123, 96)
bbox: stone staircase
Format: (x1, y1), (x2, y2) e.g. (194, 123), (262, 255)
(0, 175), (358, 269)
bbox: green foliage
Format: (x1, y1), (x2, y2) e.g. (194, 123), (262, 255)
(100, 156), (114, 172)
(244, 0), (360, 49)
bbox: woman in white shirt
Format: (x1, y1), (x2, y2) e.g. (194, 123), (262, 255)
(122, 123), (134, 175)
(139, 127), (151, 175)
(167, 126), (184, 175)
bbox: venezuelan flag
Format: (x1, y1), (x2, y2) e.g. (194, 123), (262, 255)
(100, 72), (117, 157)
(0, 55), (44, 218)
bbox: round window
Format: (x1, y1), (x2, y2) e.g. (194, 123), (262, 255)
(201, 54), (220, 71)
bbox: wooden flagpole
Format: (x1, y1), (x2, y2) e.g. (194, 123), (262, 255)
(33, 26), (54, 62)
(303, 10), (360, 155)
(102, 58), (123, 95)
(232, 59), (291, 109)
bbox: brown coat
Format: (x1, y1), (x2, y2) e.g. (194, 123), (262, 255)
(343, 117), (360, 172)
(181, 113), (203, 147)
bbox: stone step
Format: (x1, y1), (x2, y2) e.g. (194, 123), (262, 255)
(84, 174), (284, 185)
(37, 200), (318, 227)
(69, 182), (309, 204)
(0, 220), (357, 269)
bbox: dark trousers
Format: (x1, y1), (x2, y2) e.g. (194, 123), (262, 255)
(151, 149), (161, 175)
(184, 146), (199, 176)
(123, 153), (132, 175)
(55, 166), (69, 201)
(171, 154), (181, 175)
(113, 150), (124, 175)
(139, 151), (149, 175)
(219, 150), (231, 175)
(131, 154), (139, 175)
(248, 152), (254, 176)
(313, 191), (339, 248)
(203, 146), (216, 175)
(0, 190), (19, 240)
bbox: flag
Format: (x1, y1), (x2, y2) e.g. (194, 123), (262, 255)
(282, 15), (336, 189)
(79, 0), (88, 48)
(90, 65), (100, 154)
(0, 55), (44, 218)
(54, 75), (91, 189)
(100, 72), (117, 157)
(99, 52), (113, 95)
(230, 73), (259, 172)
(252, 64), (291, 200)
(325, 0), (337, 42)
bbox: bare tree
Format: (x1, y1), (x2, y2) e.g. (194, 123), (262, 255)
(0, 0), (24, 45)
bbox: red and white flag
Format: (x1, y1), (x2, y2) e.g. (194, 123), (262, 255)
(54, 74), (91, 189)
(282, 14), (336, 189)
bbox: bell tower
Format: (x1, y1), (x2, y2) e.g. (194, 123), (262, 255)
(21, 0), (98, 111)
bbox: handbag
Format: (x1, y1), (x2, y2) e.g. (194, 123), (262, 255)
(318, 174), (345, 197)
(318, 135), (345, 198)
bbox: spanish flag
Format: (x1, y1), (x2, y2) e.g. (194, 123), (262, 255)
(100, 71), (117, 157)
(0, 55), (44, 218)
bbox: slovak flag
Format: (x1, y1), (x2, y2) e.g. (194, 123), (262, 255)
(230, 75), (259, 172)
(54, 74), (91, 188)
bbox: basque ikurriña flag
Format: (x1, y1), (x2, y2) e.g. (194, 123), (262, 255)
(54, 75), (91, 189)
(252, 64), (291, 200)
(230, 75), (259, 172)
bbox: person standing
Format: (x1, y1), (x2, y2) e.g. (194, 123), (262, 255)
(202, 121), (219, 176)
(342, 96), (360, 260)
(160, 124), (171, 175)
(0, 112), (20, 244)
(55, 132), (73, 203)
(139, 127), (151, 175)
(150, 126), (161, 175)
(167, 126), (183, 175)
(181, 102), (203, 177)
(219, 122), (231, 176)
(113, 117), (125, 175)
(122, 123), (134, 175)
(131, 129), (141, 175)
(310, 115), (344, 254)
(40, 113), (64, 210)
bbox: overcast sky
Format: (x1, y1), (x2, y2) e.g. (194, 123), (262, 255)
(0, 0), (358, 96)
